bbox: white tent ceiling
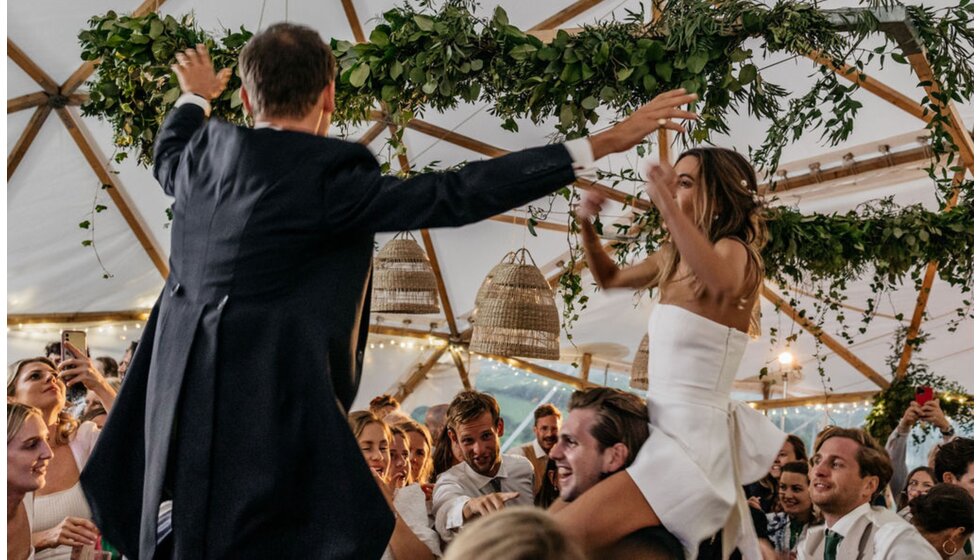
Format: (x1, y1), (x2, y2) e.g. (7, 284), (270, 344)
(6, 0), (975, 412)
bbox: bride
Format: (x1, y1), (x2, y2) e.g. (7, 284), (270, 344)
(555, 147), (786, 560)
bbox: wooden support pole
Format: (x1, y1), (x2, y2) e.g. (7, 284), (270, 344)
(762, 286), (890, 389)
(747, 390), (879, 411)
(8, 105), (52, 181)
(894, 164), (966, 381)
(579, 352), (593, 382)
(449, 347), (472, 390)
(530, 0), (605, 31)
(7, 40), (59, 94)
(358, 121), (387, 145)
(394, 344), (449, 402)
(478, 352), (597, 390)
(7, 92), (49, 113)
(8, 309), (152, 325)
(340, 0), (367, 43)
(55, 107), (170, 278)
(906, 52), (974, 173)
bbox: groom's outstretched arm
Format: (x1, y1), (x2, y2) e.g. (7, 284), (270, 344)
(322, 88), (698, 235)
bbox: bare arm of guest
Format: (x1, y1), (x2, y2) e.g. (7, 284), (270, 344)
(576, 190), (663, 290)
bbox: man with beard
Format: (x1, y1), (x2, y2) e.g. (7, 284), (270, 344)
(550, 387), (683, 559)
(508, 403), (561, 499)
(432, 391), (534, 542)
(797, 427), (937, 559)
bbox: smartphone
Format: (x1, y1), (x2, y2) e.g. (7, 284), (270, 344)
(915, 386), (934, 406)
(61, 330), (88, 402)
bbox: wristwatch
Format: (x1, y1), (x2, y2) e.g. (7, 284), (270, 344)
(940, 425), (955, 437)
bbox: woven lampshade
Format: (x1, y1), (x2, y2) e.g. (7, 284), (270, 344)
(371, 234), (440, 314)
(470, 249), (560, 360)
(629, 334), (649, 391)
(470, 251), (516, 324)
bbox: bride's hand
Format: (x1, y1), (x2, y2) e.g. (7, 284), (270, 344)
(576, 190), (606, 221)
(644, 163), (679, 214)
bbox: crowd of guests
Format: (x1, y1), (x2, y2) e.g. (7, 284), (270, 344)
(6, 337), (976, 560)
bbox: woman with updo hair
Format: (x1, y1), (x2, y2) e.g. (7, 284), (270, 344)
(8, 354), (116, 559)
(8, 402), (55, 560)
(898, 466), (937, 514)
(909, 483), (973, 559)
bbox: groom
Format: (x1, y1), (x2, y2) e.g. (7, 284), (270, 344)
(80, 22), (697, 559)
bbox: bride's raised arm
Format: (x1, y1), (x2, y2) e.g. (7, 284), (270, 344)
(576, 190), (663, 290)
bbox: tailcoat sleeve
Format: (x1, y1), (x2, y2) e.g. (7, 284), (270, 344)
(321, 143), (575, 234)
(153, 104), (208, 196)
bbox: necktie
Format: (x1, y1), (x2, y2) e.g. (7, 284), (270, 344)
(489, 477), (502, 493)
(824, 530), (843, 560)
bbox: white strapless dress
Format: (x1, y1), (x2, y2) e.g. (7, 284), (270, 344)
(625, 304), (786, 560)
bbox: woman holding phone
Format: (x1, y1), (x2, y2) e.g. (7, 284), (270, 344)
(7, 349), (116, 559)
(554, 147), (786, 560)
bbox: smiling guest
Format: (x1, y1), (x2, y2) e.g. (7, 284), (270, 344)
(8, 402), (55, 560)
(766, 461), (820, 555)
(432, 391), (534, 543)
(797, 427), (938, 559)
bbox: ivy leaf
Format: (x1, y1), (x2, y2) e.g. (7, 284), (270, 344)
(616, 67), (634, 82)
(643, 74), (658, 93)
(492, 6), (508, 26)
(561, 63), (582, 83)
(739, 64), (758, 84)
(470, 59), (483, 71)
(148, 19), (164, 39)
(599, 85), (617, 102)
(687, 52), (709, 73)
(162, 87), (180, 105)
(389, 60), (403, 80)
(79, 220), (92, 229)
(369, 28), (390, 47)
(509, 44), (537, 61)
(413, 15), (434, 31)
(349, 63), (371, 87)
(95, 205), (108, 213)
(81, 240), (93, 247)
(581, 96), (599, 110)
(890, 52), (907, 64)
(655, 62), (672, 81)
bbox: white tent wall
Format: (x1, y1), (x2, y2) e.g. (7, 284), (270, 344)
(7, 0), (974, 426)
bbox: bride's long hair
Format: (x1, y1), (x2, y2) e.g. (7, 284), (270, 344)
(651, 148), (768, 333)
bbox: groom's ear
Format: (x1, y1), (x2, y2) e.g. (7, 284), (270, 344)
(240, 86), (254, 116)
(322, 81), (336, 114)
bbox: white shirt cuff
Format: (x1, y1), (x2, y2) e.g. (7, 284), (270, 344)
(445, 495), (469, 531)
(564, 137), (597, 180)
(175, 93), (211, 117)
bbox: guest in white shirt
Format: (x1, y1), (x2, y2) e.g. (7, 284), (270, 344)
(797, 426), (939, 559)
(432, 391), (534, 543)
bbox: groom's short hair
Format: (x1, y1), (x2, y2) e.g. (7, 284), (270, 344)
(239, 23), (337, 119)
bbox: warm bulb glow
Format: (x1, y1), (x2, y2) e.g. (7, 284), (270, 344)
(778, 351), (794, 365)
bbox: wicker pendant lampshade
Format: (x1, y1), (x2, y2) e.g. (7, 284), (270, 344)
(629, 334), (650, 391)
(470, 248), (560, 360)
(371, 233), (440, 314)
(470, 251), (516, 323)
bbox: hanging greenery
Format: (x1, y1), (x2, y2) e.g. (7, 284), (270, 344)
(864, 328), (974, 446)
(76, 1), (973, 366)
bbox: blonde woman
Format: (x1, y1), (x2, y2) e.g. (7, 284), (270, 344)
(8, 402), (55, 560)
(443, 507), (585, 560)
(559, 148), (787, 559)
(8, 354), (116, 559)
(397, 420), (435, 499)
(349, 411), (440, 559)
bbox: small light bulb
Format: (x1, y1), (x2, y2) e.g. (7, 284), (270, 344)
(778, 351), (793, 365)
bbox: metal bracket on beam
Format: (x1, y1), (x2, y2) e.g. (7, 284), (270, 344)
(823, 7), (923, 55)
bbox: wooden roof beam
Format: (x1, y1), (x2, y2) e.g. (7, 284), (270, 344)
(393, 344), (449, 402)
(341, 0), (368, 43)
(8, 40), (59, 94)
(906, 52), (974, 173)
(55, 107), (169, 279)
(8, 105), (52, 181)
(763, 285), (890, 389)
(8, 92), (49, 113)
(747, 390), (879, 411)
(477, 352), (597, 390)
(766, 143), (933, 193)
(530, 0), (605, 31)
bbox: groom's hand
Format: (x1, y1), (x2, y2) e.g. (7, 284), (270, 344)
(588, 88), (699, 160)
(172, 44), (232, 100)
